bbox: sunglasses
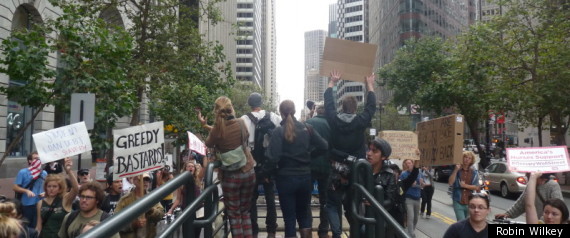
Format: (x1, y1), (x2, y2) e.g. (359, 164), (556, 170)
(469, 192), (490, 201)
(79, 172), (89, 176)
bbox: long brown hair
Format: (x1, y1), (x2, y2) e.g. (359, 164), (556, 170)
(213, 96), (235, 137)
(43, 174), (67, 199)
(279, 100), (296, 143)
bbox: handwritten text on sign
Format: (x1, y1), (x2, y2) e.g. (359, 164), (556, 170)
(187, 131), (206, 156)
(113, 121), (165, 179)
(379, 131), (419, 160)
(417, 114), (464, 166)
(507, 146), (570, 173)
(33, 122), (92, 164)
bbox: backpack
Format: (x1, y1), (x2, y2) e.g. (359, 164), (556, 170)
(246, 111), (276, 165)
(64, 210), (111, 232)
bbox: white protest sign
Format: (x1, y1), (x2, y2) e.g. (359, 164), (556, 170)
(187, 131), (207, 156)
(164, 154), (173, 172)
(507, 146), (570, 173)
(113, 121), (165, 179)
(33, 122), (92, 164)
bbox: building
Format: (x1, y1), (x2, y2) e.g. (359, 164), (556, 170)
(304, 30), (327, 106)
(328, 3), (338, 38)
(334, 0), (368, 109)
(261, 0), (278, 107)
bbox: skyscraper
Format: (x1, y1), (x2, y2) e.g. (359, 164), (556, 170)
(304, 30), (327, 105)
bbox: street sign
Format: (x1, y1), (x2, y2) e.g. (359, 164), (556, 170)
(71, 93), (96, 130)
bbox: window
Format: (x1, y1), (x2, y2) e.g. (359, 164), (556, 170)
(6, 82), (33, 157)
(237, 12), (253, 18)
(236, 67), (252, 72)
(345, 15), (363, 23)
(345, 25), (362, 33)
(346, 5), (363, 13)
(237, 58), (252, 63)
(237, 3), (253, 8)
(237, 40), (253, 45)
(346, 35), (363, 41)
(237, 48), (253, 54)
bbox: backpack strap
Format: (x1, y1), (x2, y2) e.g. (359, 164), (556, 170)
(246, 112), (258, 125)
(65, 210), (80, 230)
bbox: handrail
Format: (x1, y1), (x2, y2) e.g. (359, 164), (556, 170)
(79, 171), (195, 238)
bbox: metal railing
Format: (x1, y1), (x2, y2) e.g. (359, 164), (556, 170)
(80, 161), (226, 238)
(348, 159), (410, 238)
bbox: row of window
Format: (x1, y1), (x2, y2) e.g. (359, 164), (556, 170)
(237, 67), (253, 72)
(237, 12), (253, 18)
(345, 0), (362, 3)
(237, 40), (253, 45)
(346, 35), (363, 42)
(237, 58), (252, 63)
(345, 25), (362, 33)
(345, 15), (362, 23)
(237, 3), (253, 9)
(238, 21), (253, 27)
(346, 5), (363, 14)
(237, 48), (253, 54)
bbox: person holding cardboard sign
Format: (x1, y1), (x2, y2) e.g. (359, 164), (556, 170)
(324, 70), (376, 238)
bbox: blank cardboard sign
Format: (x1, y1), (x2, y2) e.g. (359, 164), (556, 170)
(320, 37), (378, 82)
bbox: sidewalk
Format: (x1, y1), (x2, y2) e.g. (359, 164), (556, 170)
(560, 184), (570, 198)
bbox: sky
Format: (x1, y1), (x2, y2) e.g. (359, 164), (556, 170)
(275, 0), (336, 117)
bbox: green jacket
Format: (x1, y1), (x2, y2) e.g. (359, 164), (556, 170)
(115, 190), (164, 238)
(306, 115), (332, 175)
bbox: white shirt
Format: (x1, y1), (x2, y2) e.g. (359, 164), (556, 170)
(240, 110), (281, 149)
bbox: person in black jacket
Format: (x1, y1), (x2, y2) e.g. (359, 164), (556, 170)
(324, 70), (376, 238)
(264, 100), (328, 238)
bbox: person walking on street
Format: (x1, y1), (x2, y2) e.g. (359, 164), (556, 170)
(264, 100), (328, 238)
(420, 166), (434, 219)
(449, 151), (480, 221)
(204, 96), (256, 238)
(400, 159), (421, 238)
(324, 70), (376, 238)
(240, 92), (280, 238)
(13, 152), (47, 228)
(305, 102), (332, 238)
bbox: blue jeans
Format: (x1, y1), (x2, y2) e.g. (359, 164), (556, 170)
(23, 205), (37, 228)
(250, 177), (277, 234)
(453, 200), (469, 221)
(312, 172), (330, 236)
(325, 188), (344, 238)
(276, 174), (313, 237)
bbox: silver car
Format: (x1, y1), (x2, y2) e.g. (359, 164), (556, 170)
(483, 162), (527, 198)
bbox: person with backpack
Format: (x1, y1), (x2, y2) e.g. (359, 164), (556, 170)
(263, 100), (328, 238)
(58, 181), (118, 238)
(324, 71), (376, 238)
(13, 152), (47, 228)
(240, 92), (281, 238)
(35, 157), (78, 238)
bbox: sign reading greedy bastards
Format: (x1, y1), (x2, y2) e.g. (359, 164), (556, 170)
(113, 121), (165, 179)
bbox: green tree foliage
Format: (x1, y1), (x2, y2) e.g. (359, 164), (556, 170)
(229, 81), (277, 117)
(0, 0), (135, 166)
(375, 105), (412, 131)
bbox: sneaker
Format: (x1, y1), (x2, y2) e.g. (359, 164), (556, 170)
(420, 213), (425, 218)
(426, 215), (431, 219)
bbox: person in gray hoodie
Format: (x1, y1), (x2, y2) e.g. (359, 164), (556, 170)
(324, 70), (376, 238)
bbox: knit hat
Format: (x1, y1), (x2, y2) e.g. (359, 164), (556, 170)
(371, 138), (392, 158)
(247, 93), (263, 108)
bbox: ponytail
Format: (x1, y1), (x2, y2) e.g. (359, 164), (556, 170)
(284, 114), (296, 143)
(213, 97), (235, 137)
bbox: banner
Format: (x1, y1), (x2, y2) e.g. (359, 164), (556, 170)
(379, 130), (419, 160)
(33, 122), (92, 164)
(187, 131), (207, 156)
(507, 146), (570, 173)
(417, 114), (464, 166)
(113, 121), (165, 179)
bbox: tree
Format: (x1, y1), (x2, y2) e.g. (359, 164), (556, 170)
(0, 0), (135, 167)
(374, 105), (412, 131)
(229, 81), (277, 117)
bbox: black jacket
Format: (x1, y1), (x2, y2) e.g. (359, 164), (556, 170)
(264, 119), (328, 176)
(324, 87), (376, 162)
(373, 165), (397, 210)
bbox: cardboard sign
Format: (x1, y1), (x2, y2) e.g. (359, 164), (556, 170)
(320, 37), (378, 82)
(188, 131), (207, 156)
(379, 131), (419, 161)
(33, 122), (93, 164)
(417, 114), (464, 166)
(507, 146), (570, 173)
(113, 121), (165, 179)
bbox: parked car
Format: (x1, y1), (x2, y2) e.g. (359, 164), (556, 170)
(433, 164), (454, 182)
(483, 162), (527, 198)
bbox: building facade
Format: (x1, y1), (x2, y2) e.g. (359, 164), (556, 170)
(304, 30), (327, 105)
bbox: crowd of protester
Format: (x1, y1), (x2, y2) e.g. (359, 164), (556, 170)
(2, 70), (569, 238)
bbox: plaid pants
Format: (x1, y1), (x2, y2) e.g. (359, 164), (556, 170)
(222, 169), (256, 238)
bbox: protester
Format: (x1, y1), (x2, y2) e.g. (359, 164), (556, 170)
(156, 166), (175, 213)
(204, 96), (256, 237)
(115, 174), (163, 238)
(240, 92), (281, 238)
(36, 158), (78, 238)
(2, 198), (39, 238)
(365, 138), (398, 237)
(101, 172), (123, 215)
(495, 172), (563, 220)
(448, 151), (480, 220)
(420, 166), (434, 219)
(43, 160), (63, 175)
(167, 160), (204, 215)
(58, 181), (118, 238)
(400, 159), (421, 238)
(443, 194), (490, 238)
(305, 102), (332, 238)
(324, 70), (376, 238)
(0, 202), (22, 238)
(264, 100), (328, 238)
(13, 152), (47, 228)
(525, 172), (569, 224)
(77, 169), (91, 187)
